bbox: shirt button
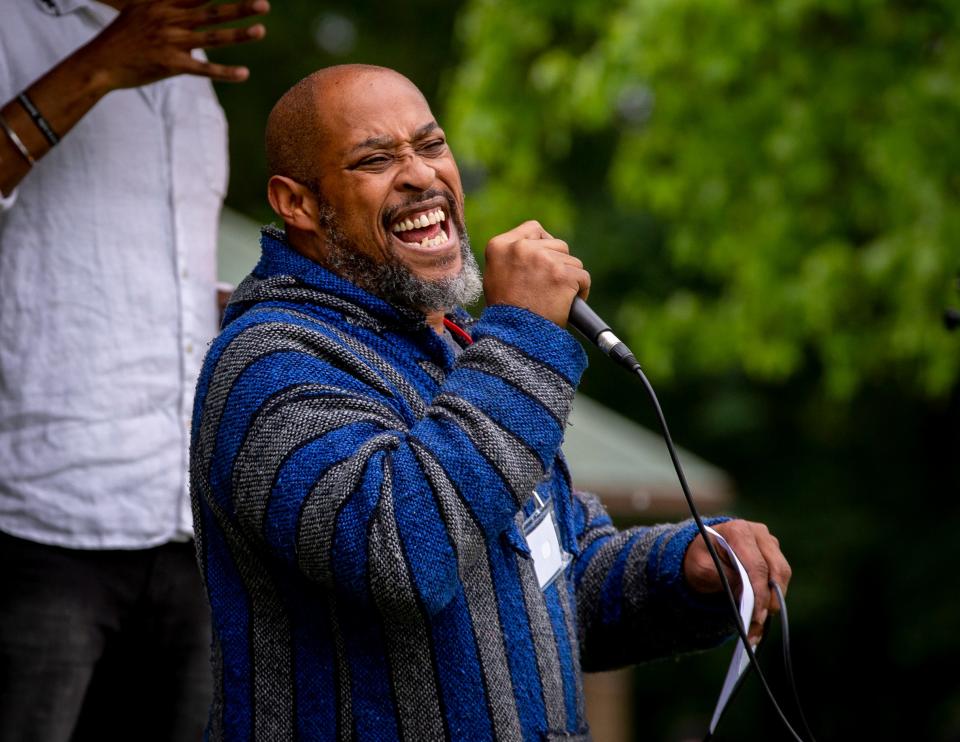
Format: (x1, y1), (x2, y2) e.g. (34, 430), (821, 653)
(185, 342), (194, 354)
(181, 268), (189, 279)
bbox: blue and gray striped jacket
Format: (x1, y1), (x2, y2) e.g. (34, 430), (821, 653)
(190, 228), (732, 741)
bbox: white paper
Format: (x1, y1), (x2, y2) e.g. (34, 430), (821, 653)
(706, 525), (756, 734)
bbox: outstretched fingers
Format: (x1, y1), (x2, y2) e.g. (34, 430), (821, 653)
(84, 0), (270, 88)
(195, 0), (271, 28)
(190, 22), (267, 49)
(177, 56), (251, 82)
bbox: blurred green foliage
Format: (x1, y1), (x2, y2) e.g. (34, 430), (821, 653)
(446, 0), (960, 399)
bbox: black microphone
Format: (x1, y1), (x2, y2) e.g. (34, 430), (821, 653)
(568, 297), (640, 371)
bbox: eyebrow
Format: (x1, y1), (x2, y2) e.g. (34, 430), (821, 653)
(349, 121), (439, 155)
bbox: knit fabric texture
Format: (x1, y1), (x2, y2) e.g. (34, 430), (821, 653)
(191, 228), (734, 741)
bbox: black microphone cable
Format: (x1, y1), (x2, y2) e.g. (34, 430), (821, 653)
(568, 297), (815, 742)
(773, 582), (818, 742)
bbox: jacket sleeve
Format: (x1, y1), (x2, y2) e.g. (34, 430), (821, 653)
(570, 490), (735, 670)
(191, 303), (587, 617)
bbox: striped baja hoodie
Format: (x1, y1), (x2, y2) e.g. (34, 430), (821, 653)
(190, 228), (734, 741)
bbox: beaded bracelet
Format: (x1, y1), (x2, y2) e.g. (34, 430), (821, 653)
(17, 92), (59, 146)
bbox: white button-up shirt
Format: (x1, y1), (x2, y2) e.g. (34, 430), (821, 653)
(0, 0), (226, 548)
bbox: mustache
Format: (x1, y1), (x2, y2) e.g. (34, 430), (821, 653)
(381, 189), (462, 232)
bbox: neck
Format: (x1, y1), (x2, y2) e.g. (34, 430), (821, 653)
(285, 227), (327, 267)
(426, 311), (446, 335)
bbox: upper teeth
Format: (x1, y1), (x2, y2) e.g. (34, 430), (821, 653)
(391, 208), (446, 233)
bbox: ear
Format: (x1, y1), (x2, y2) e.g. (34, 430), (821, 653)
(267, 175), (322, 233)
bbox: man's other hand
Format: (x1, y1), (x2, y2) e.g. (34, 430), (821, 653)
(683, 519), (792, 645)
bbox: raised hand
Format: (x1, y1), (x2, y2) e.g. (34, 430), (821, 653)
(79, 0), (271, 88)
(0, 0), (269, 195)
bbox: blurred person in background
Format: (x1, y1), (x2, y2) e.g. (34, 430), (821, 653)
(0, 1), (268, 739)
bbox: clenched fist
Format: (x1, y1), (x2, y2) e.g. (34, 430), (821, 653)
(483, 221), (590, 327)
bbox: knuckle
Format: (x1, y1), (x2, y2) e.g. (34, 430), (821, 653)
(157, 25), (179, 42)
(486, 236), (504, 254)
(752, 558), (770, 579)
(142, 3), (164, 20)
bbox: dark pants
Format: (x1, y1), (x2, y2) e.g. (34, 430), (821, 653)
(0, 532), (213, 742)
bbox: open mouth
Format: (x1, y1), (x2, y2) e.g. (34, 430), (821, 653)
(389, 206), (451, 249)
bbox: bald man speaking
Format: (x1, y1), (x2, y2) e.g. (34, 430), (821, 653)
(190, 65), (790, 741)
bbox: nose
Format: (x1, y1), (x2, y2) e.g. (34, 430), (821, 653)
(397, 152), (436, 192)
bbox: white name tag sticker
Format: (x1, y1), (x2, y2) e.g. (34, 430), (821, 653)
(522, 495), (571, 591)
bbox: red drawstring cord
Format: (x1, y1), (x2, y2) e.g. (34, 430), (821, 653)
(443, 317), (473, 346)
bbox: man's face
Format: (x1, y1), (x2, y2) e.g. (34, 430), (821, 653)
(309, 72), (468, 288)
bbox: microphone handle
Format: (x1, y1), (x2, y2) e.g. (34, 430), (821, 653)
(568, 297), (610, 343)
(568, 297), (640, 371)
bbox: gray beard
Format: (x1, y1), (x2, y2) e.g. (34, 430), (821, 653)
(320, 209), (483, 315)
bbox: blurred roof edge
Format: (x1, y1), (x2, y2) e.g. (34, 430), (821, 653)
(565, 395), (735, 519)
(218, 207), (266, 287)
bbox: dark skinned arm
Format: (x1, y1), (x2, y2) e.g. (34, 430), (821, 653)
(1, 0), (269, 196)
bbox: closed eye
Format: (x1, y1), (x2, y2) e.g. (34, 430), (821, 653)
(418, 138), (446, 156)
(353, 154), (393, 170)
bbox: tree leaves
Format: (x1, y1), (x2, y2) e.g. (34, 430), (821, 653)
(447, 0), (960, 398)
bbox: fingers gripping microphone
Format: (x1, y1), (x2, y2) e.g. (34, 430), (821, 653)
(568, 297), (640, 372)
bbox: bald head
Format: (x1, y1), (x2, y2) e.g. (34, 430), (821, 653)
(263, 64), (476, 319)
(265, 64), (424, 191)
